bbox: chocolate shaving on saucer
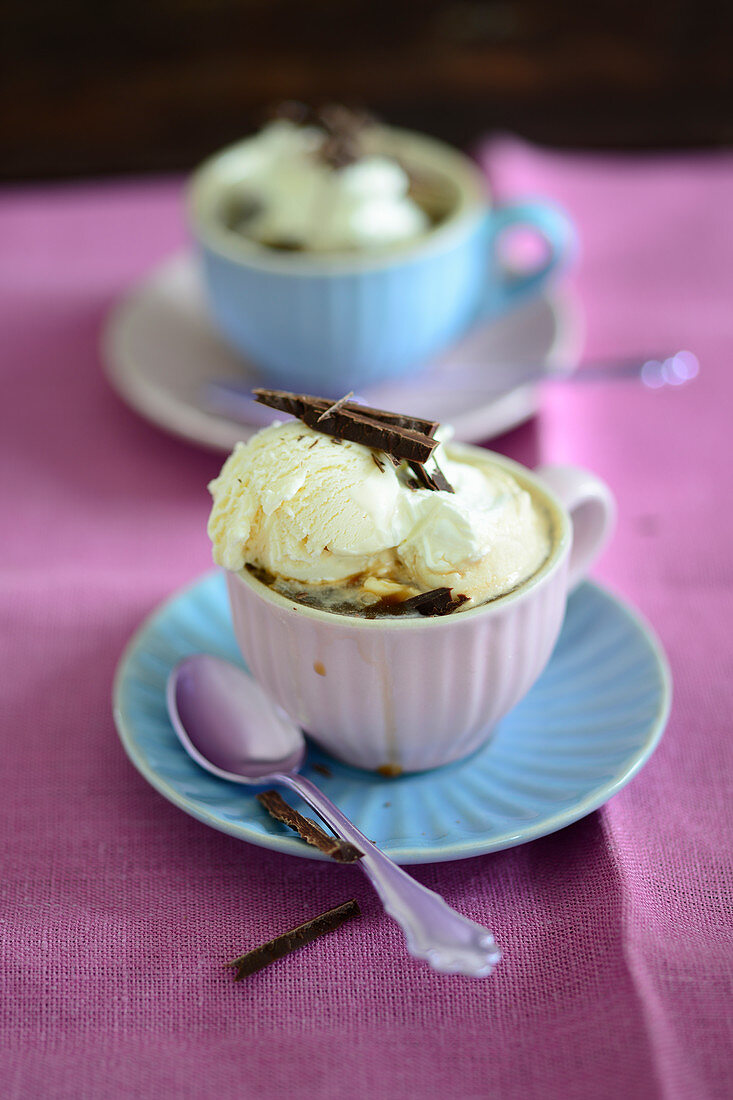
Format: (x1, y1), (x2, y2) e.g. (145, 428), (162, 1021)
(252, 389), (452, 487)
(257, 790), (362, 863)
(227, 899), (361, 979)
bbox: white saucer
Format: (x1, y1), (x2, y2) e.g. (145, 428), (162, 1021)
(102, 252), (582, 452)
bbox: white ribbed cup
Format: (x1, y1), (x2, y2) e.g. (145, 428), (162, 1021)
(225, 447), (614, 773)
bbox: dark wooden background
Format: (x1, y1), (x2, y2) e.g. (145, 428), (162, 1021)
(3, 0), (732, 181)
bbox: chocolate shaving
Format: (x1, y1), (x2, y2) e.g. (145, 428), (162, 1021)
(427, 457), (454, 493)
(253, 389), (437, 465)
(407, 463), (434, 491)
(319, 133), (360, 170)
(400, 587), (455, 616)
(366, 587), (469, 618)
(334, 400), (438, 438)
(316, 104), (375, 168)
(261, 236), (304, 252)
(253, 389), (438, 439)
(227, 899), (361, 979)
(252, 389), (454, 490)
(257, 790), (362, 863)
(317, 391), (355, 422)
(318, 103), (375, 138)
(254, 389), (442, 466)
(269, 100), (314, 126)
(408, 457), (454, 494)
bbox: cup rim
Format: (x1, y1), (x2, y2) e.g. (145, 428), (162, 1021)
(227, 445), (572, 629)
(187, 124), (490, 276)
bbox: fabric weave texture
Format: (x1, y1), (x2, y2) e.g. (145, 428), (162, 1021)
(1, 144), (732, 1098)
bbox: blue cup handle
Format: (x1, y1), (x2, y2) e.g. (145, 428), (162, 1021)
(481, 200), (577, 317)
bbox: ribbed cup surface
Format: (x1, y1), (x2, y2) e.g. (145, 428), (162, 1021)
(228, 564), (568, 773)
(201, 237), (481, 394)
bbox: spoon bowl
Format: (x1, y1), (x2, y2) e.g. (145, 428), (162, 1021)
(169, 655), (305, 780)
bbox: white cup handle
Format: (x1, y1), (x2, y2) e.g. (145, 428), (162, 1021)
(536, 465), (616, 590)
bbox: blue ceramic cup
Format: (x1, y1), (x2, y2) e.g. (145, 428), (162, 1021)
(188, 127), (576, 396)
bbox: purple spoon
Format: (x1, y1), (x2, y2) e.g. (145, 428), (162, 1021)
(167, 655), (501, 978)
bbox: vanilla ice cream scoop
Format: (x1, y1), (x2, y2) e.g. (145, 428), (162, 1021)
(208, 420), (552, 607)
(227, 119), (429, 253)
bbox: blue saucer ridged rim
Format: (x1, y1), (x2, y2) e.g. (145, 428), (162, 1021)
(112, 571), (671, 865)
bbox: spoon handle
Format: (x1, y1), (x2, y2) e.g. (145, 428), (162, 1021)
(273, 772), (501, 978)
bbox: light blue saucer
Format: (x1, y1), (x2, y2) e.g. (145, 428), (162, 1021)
(113, 571), (671, 864)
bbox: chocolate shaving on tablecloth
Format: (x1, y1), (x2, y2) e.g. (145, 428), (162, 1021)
(227, 900), (361, 980)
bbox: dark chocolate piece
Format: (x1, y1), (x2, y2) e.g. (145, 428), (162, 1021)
(427, 457), (454, 494)
(257, 790), (362, 863)
(319, 133), (360, 170)
(253, 389), (438, 440)
(400, 587), (455, 616)
(312, 762), (333, 778)
(408, 458), (454, 494)
(261, 237), (304, 252)
(269, 100), (314, 126)
(407, 463), (433, 491)
(316, 391), (355, 421)
(316, 104), (375, 168)
(318, 103), (375, 137)
(368, 587), (469, 618)
(252, 390), (437, 465)
(228, 899), (361, 979)
(333, 399), (438, 438)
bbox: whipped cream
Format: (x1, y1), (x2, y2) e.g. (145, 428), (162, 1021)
(208, 420), (552, 607)
(228, 120), (429, 253)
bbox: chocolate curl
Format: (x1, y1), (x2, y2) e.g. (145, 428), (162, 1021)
(316, 391), (355, 421)
(409, 457), (455, 493)
(253, 389), (440, 438)
(253, 389), (438, 465)
(228, 900), (361, 979)
(364, 587), (469, 618)
(257, 790), (362, 863)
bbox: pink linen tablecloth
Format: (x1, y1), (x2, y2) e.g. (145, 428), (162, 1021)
(1, 143), (732, 1099)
